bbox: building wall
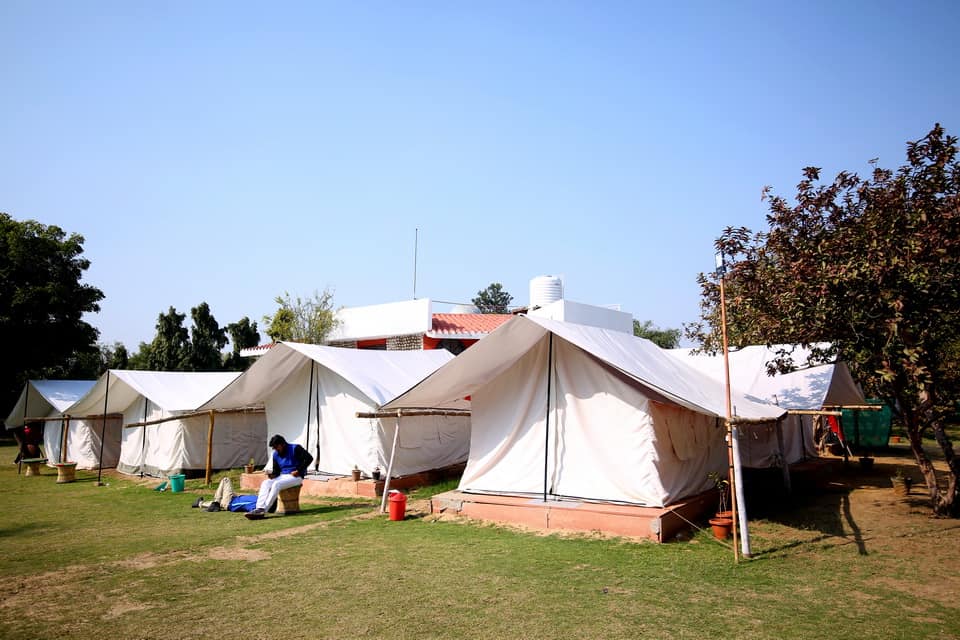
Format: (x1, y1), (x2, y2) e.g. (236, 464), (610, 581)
(388, 334), (424, 350)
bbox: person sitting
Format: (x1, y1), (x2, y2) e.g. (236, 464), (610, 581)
(245, 435), (312, 520)
(191, 476), (261, 513)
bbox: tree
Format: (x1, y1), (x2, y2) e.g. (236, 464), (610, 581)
(472, 282), (513, 314)
(146, 306), (191, 370)
(128, 342), (153, 370)
(224, 317), (260, 371)
(188, 302), (227, 371)
(0, 213), (104, 410)
(264, 289), (338, 343)
(687, 124), (960, 516)
(633, 320), (681, 349)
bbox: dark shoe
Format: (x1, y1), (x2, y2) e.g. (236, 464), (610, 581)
(192, 497), (203, 508)
(206, 501), (221, 512)
(244, 508), (265, 520)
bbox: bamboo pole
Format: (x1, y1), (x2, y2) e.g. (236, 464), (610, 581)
(380, 415), (401, 514)
(356, 409), (471, 419)
(204, 410), (215, 485)
(124, 406), (265, 428)
(61, 416), (70, 463)
(785, 409), (843, 416)
(718, 262), (741, 563)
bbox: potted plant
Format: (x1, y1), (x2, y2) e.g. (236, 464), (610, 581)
(859, 454), (875, 471)
(891, 467), (913, 496)
(708, 471), (731, 518)
(372, 466), (381, 481)
(352, 464), (362, 482)
(244, 458), (255, 474)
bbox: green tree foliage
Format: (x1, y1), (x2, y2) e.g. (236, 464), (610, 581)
(472, 282), (513, 314)
(188, 302), (227, 371)
(128, 342), (153, 370)
(633, 320), (681, 349)
(146, 307), (191, 371)
(264, 289), (338, 343)
(223, 317), (260, 371)
(687, 124), (960, 516)
(0, 213), (104, 409)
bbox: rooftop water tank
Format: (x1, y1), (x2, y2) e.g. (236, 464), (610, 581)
(450, 304), (480, 314)
(530, 275), (563, 309)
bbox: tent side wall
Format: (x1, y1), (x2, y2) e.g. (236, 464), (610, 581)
(46, 416), (123, 470)
(117, 401), (268, 477)
(459, 335), (727, 507)
(263, 358), (470, 477)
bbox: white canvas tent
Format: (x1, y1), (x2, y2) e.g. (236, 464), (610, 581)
(668, 346), (865, 466)
(67, 370), (267, 476)
(384, 316), (786, 507)
(4, 380), (117, 469)
(201, 342), (470, 477)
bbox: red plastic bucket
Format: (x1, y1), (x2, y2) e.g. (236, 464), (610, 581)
(387, 490), (407, 521)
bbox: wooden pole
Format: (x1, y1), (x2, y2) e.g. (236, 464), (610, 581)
(124, 406), (265, 428)
(204, 410), (215, 485)
(356, 409), (471, 419)
(61, 416), (70, 463)
(380, 414), (401, 514)
(718, 266), (740, 563)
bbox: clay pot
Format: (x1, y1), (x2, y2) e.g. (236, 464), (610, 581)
(709, 516), (733, 540)
(352, 469), (362, 481)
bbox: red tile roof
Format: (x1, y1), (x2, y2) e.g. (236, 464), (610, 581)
(429, 313), (513, 338)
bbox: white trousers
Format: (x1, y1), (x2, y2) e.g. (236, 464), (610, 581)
(256, 474), (303, 511)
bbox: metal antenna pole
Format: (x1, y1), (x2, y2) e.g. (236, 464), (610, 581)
(413, 228), (418, 299)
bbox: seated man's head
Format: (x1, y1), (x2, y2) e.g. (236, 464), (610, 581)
(268, 434), (288, 455)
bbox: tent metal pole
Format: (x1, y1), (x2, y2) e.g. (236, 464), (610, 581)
(305, 362), (314, 461)
(775, 417), (792, 494)
(543, 333), (553, 503)
(18, 383), (29, 473)
(314, 362), (321, 472)
(96, 371), (110, 486)
(380, 414), (401, 514)
(140, 398), (149, 477)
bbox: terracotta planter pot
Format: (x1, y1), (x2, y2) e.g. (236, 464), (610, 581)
(709, 516), (733, 540)
(352, 469), (362, 482)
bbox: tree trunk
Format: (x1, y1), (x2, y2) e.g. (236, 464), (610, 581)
(907, 415), (959, 517)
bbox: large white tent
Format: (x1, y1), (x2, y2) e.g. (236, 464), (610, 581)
(384, 316), (786, 508)
(668, 346), (865, 466)
(3, 380), (116, 468)
(67, 370), (267, 476)
(201, 342), (470, 477)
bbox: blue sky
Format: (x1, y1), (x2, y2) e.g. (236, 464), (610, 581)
(2, 1), (958, 350)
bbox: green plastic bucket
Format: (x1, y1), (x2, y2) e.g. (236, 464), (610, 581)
(169, 474), (185, 493)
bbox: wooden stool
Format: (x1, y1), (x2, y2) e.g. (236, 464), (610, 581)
(56, 462), (78, 484)
(278, 486), (302, 514)
(22, 458), (47, 476)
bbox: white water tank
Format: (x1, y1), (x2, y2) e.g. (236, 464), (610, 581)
(450, 304), (479, 314)
(529, 275), (563, 309)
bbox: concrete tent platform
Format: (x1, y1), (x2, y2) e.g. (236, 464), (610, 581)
(240, 462), (466, 499)
(430, 490), (719, 542)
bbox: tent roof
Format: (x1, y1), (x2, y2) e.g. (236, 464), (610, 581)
(4, 380), (96, 429)
(68, 370), (242, 416)
(384, 315), (786, 420)
(201, 342), (457, 410)
(668, 345), (865, 410)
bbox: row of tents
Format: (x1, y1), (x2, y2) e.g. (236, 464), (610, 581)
(4, 315), (864, 509)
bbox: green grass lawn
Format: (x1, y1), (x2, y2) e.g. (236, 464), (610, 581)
(1, 443), (957, 640)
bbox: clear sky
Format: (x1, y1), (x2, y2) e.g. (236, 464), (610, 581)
(2, 1), (958, 350)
